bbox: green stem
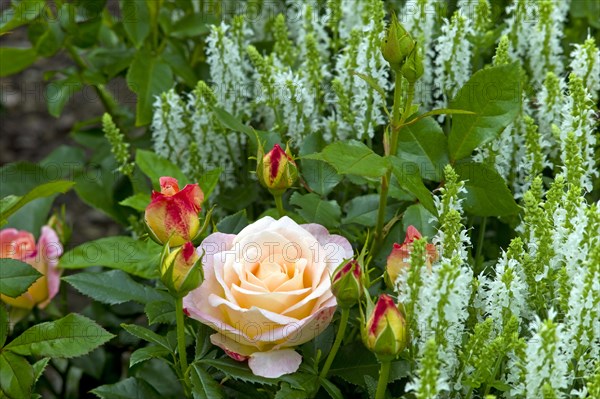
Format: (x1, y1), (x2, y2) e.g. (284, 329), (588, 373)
(475, 217), (487, 263)
(375, 360), (391, 399)
(65, 44), (119, 118)
(319, 308), (350, 379)
(370, 71), (406, 259)
(175, 296), (190, 394)
(274, 193), (286, 218)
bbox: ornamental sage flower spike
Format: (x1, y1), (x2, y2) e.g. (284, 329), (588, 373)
(145, 177), (204, 247)
(256, 143), (298, 195)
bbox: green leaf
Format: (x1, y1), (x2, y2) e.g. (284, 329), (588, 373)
(216, 210), (249, 234)
(0, 47), (37, 77)
(47, 74), (83, 117)
(200, 358), (278, 386)
(190, 363), (224, 399)
(300, 160), (342, 196)
(127, 50), (174, 126)
(304, 140), (389, 178)
(119, 193), (151, 211)
(31, 357), (50, 385)
(342, 194), (396, 227)
(211, 106), (279, 153)
(63, 270), (168, 305)
(0, 351), (33, 399)
(120, 0), (150, 47)
(0, 259), (42, 298)
(121, 324), (172, 351)
(454, 162), (519, 216)
(135, 150), (187, 189)
(448, 62), (521, 161)
(274, 383), (307, 399)
(0, 180), (74, 225)
(170, 13), (217, 38)
(397, 116), (449, 181)
(319, 377), (344, 399)
(144, 300), (175, 325)
(130, 346), (171, 368)
(402, 204), (438, 238)
(198, 168), (222, 198)
(0, 0), (45, 34)
(91, 377), (161, 399)
(289, 193), (341, 229)
(5, 313), (114, 358)
(0, 302), (9, 349)
(351, 71), (387, 99)
(59, 236), (161, 279)
(328, 343), (409, 388)
(163, 42), (198, 87)
(0, 304), (7, 348)
(389, 156), (437, 216)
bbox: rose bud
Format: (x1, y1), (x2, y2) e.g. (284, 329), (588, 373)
(331, 259), (362, 308)
(256, 144), (298, 195)
(160, 242), (202, 296)
(381, 13), (415, 71)
(400, 45), (424, 83)
(386, 225), (438, 286)
(145, 176), (204, 247)
(363, 294), (408, 360)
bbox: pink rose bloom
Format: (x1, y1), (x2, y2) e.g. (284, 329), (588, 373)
(1, 226), (63, 309)
(184, 216), (353, 378)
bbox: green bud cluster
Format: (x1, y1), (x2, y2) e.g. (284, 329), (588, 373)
(381, 13), (423, 82)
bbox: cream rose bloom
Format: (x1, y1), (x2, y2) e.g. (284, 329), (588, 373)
(183, 216), (353, 378)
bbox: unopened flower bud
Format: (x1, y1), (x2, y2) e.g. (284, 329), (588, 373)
(363, 294), (408, 360)
(256, 144), (298, 195)
(331, 259), (362, 308)
(381, 13), (415, 71)
(386, 225), (438, 286)
(161, 242), (202, 296)
(400, 46), (424, 83)
(145, 177), (204, 247)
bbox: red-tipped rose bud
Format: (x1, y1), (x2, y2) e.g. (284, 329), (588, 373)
(331, 259), (362, 308)
(386, 225), (438, 286)
(256, 144), (298, 195)
(145, 177), (204, 247)
(381, 13), (415, 71)
(363, 294), (408, 360)
(161, 242), (202, 296)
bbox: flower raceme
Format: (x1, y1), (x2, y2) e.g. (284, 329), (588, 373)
(256, 144), (298, 194)
(0, 226), (63, 309)
(331, 259), (362, 308)
(183, 216), (353, 378)
(145, 176), (204, 247)
(386, 225), (438, 285)
(363, 294), (408, 361)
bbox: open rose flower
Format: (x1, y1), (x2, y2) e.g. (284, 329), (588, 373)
(183, 216), (353, 378)
(386, 225), (438, 285)
(0, 226), (63, 309)
(145, 176), (204, 247)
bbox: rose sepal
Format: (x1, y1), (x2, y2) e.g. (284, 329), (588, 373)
(191, 205), (215, 244)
